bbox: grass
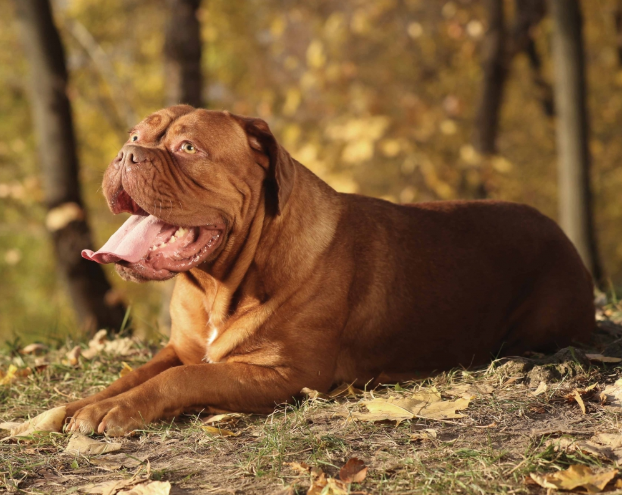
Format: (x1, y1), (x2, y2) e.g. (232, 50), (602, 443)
(2, 315), (622, 493)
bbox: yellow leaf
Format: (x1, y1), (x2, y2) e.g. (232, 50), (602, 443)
(574, 390), (587, 415)
(65, 433), (122, 455)
(8, 406), (66, 438)
(531, 381), (548, 397)
(529, 465), (617, 493)
(201, 425), (240, 437)
(0, 365), (18, 386)
(119, 362), (133, 378)
(117, 481), (171, 495)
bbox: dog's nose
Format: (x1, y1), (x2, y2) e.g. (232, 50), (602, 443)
(119, 144), (149, 167)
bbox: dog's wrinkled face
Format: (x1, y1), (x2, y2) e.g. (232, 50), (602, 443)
(82, 106), (271, 282)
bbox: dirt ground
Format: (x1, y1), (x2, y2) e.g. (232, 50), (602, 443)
(3, 306), (622, 494)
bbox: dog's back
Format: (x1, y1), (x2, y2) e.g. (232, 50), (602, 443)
(331, 197), (595, 382)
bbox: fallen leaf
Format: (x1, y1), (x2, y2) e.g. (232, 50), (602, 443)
(0, 421), (22, 431)
(601, 379), (622, 409)
(66, 345), (81, 366)
(21, 343), (48, 355)
(586, 353), (622, 364)
(201, 425), (240, 437)
(273, 488), (295, 495)
(532, 381), (548, 396)
(65, 433), (122, 455)
(339, 458), (367, 483)
(202, 413), (245, 425)
(444, 383), (494, 399)
(576, 433), (622, 463)
(574, 390), (587, 415)
(410, 428), (438, 441)
(6, 406), (66, 439)
(348, 398), (414, 424)
(529, 465), (617, 492)
(307, 472), (349, 495)
(117, 481), (171, 495)
(83, 478), (137, 495)
(285, 461), (312, 474)
(349, 394), (470, 424)
(119, 362), (133, 378)
(89, 453), (144, 470)
(414, 397), (470, 420)
(411, 388), (442, 402)
(0, 364), (31, 386)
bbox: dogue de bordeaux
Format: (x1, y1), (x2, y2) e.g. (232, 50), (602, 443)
(66, 105), (595, 436)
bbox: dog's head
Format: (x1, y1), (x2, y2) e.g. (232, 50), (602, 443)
(82, 106), (295, 282)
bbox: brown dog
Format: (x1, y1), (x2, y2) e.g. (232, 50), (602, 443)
(66, 105), (594, 436)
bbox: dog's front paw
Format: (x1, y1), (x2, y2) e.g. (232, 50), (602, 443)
(66, 397), (149, 437)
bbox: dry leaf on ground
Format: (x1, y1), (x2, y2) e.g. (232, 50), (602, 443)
(532, 381), (548, 396)
(201, 425), (240, 437)
(202, 413), (246, 425)
(601, 379), (622, 409)
(307, 472), (348, 495)
(81, 330), (135, 360)
(529, 465), (617, 492)
(348, 391), (470, 424)
(586, 354), (622, 364)
(117, 481), (171, 495)
(577, 433), (622, 463)
(21, 343), (48, 355)
(119, 362), (133, 378)
(4, 406), (66, 439)
(89, 453), (144, 470)
(65, 433), (122, 455)
(0, 364), (31, 386)
(444, 383), (494, 399)
(574, 390), (587, 415)
(410, 428), (438, 441)
(339, 458), (367, 483)
(65, 345), (81, 366)
(284, 461), (312, 475)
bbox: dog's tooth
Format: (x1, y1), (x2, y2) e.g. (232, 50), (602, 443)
(170, 236), (176, 243)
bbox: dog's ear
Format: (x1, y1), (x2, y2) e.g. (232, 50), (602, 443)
(229, 114), (295, 215)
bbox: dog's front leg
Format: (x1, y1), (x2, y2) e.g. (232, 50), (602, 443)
(66, 361), (303, 436)
(64, 345), (182, 421)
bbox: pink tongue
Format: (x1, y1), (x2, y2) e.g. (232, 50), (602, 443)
(82, 214), (167, 264)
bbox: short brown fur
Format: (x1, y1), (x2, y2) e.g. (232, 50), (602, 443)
(65, 107), (595, 436)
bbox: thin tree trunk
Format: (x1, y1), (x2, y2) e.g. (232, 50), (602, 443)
(473, 0), (507, 156)
(548, 0), (603, 285)
(160, 0), (204, 333)
(614, 0), (622, 66)
(14, 0), (127, 333)
(510, 0), (554, 116)
(164, 0), (203, 107)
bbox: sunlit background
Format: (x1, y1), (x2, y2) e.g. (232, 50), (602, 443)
(2, 0), (622, 342)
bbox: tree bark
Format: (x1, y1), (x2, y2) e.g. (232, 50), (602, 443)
(548, 0), (603, 285)
(163, 0), (203, 107)
(14, 0), (127, 333)
(473, 0), (507, 156)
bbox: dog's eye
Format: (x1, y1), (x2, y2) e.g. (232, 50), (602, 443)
(130, 134), (138, 142)
(180, 142), (196, 154)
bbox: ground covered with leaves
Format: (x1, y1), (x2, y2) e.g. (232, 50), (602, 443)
(4, 309), (622, 494)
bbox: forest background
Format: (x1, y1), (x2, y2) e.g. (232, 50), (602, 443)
(1, 0), (621, 343)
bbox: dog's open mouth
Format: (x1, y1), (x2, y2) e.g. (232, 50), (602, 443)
(82, 192), (223, 279)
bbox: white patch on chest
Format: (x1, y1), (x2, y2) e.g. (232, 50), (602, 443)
(203, 319), (219, 363)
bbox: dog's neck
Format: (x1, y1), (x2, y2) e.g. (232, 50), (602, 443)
(185, 160), (343, 362)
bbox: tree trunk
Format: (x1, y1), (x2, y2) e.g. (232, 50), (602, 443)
(14, 0), (127, 333)
(164, 0), (203, 107)
(548, 0), (603, 285)
(473, 0), (507, 156)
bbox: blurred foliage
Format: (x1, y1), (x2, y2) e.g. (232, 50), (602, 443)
(1, 0), (622, 342)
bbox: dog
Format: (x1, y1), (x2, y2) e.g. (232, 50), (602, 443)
(65, 105), (595, 436)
